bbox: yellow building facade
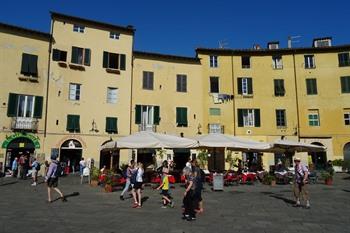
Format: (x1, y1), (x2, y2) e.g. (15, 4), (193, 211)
(1, 13), (349, 174)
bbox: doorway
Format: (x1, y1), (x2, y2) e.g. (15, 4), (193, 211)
(5, 137), (35, 171)
(207, 148), (225, 172)
(99, 150), (120, 171)
(344, 142), (350, 162)
(309, 142), (327, 170)
(60, 139), (83, 174)
(173, 149), (190, 170)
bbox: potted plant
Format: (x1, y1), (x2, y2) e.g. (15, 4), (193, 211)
(197, 149), (209, 169)
(225, 151), (238, 171)
(90, 167), (100, 187)
(332, 159), (343, 173)
(104, 174), (114, 192)
(262, 173), (276, 186)
(321, 171), (333, 185)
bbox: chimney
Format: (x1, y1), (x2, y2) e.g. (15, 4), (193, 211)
(267, 41), (279, 49)
(253, 44), (261, 50)
(313, 37), (332, 47)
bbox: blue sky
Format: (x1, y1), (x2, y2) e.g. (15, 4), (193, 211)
(1, 0), (349, 56)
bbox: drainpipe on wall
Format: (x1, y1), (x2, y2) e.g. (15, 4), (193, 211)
(231, 54), (236, 136)
(129, 34), (135, 135)
(292, 52), (301, 142)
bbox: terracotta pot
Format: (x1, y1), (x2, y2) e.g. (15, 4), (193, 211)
(90, 180), (99, 187)
(104, 184), (113, 192)
(270, 180), (276, 186)
(325, 178), (333, 185)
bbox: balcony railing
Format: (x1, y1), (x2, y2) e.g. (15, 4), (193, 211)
(138, 124), (157, 132)
(11, 117), (39, 131)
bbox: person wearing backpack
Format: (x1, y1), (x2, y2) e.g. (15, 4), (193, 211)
(131, 162), (144, 208)
(45, 154), (67, 203)
(120, 160), (135, 200)
(31, 158), (40, 186)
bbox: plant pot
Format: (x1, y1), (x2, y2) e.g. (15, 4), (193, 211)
(270, 180), (276, 186)
(90, 180), (99, 187)
(104, 184), (113, 192)
(325, 178), (333, 185)
(333, 166), (342, 173)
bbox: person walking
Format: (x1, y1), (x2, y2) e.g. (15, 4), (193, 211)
(31, 158), (40, 186)
(293, 157), (310, 209)
(18, 154), (25, 179)
(131, 162), (144, 208)
(191, 159), (204, 214)
(11, 157), (18, 178)
(156, 169), (174, 208)
(79, 157), (86, 176)
(182, 167), (196, 221)
(120, 160), (135, 200)
(45, 155), (67, 203)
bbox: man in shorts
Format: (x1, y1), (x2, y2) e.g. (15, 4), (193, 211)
(293, 157), (310, 209)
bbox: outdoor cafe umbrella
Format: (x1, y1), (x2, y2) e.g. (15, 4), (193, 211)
(102, 131), (199, 150)
(271, 139), (326, 153)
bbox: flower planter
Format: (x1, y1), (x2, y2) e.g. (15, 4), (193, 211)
(325, 178), (333, 185)
(90, 180), (99, 187)
(104, 184), (113, 192)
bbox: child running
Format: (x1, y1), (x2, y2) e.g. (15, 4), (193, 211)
(156, 170), (174, 208)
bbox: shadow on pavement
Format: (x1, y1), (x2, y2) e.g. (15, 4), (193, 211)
(270, 195), (295, 205)
(51, 192), (80, 203)
(342, 176), (350, 180)
(0, 181), (18, 186)
(141, 196), (149, 204)
(342, 189), (350, 193)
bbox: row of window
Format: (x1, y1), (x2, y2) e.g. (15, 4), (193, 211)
(142, 71), (188, 92)
(69, 83), (119, 103)
(73, 24), (120, 40)
(209, 52), (350, 69)
(53, 48), (126, 70)
(66, 115), (118, 134)
(7, 93), (43, 118)
(209, 76), (350, 95)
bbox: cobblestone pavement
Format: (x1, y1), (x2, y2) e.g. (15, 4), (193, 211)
(0, 173), (349, 233)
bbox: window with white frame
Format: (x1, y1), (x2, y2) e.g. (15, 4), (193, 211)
(17, 95), (35, 117)
(243, 109), (255, 127)
(238, 109), (260, 127)
(304, 55), (315, 68)
(238, 77), (253, 95)
(209, 123), (222, 133)
(73, 25), (85, 33)
(110, 32), (120, 39)
(69, 83), (81, 101)
(272, 55), (283, 69)
(209, 55), (218, 68)
(308, 110), (320, 126)
(344, 110), (350, 125)
(107, 87), (118, 104)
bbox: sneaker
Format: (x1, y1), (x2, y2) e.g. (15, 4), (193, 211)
(305, 204), (311, 209)
(169, 201), (175, 208)
(161, 205), (167, 209)
(136, 205), (142, 208)
(132, 203), (138, 208)
(182, 214), (189, 220)
(120, 196), (124, 201)
(31, 183), (37, 186)
(186, 216), (196, 221)
(293, 202), (301, 207)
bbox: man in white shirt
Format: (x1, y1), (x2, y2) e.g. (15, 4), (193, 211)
(79, 158), (86, 176)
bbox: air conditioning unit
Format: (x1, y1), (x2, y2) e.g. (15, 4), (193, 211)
(246, 129), (252, 135)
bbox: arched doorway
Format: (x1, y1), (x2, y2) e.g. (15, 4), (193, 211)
(309, 142), (327, 170)
(4, 137), (35, 171)
(100, 140), (120, 170)
(60, 139), (82, 174)
(344, 142), (350, 161)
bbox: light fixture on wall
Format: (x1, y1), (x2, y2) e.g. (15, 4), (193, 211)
(90, 120), (99, 133)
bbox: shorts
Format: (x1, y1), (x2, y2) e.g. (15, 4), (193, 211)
(47, 177), (59, 188)
(133, 182), (143, 189)
(193, 191), (202, 202)
(161, 189), (170, 197)
(32, 170), (38, 178)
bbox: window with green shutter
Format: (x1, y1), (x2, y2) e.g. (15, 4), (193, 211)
(341, 76), (350, 93)
(67, 115), (80, 132)
(210, 76), (219, 93)
(33, 96), (43, 118)
(71, 47), (90, 66)
(209, 108), (221, 116)
(274, 79), (285, 96)
(135, 105), (142, 124)
(176, 107), (188, 127)
(21, 53), (38, 77)
(306, 78), (318, 95)
(103, 51), (126, 70)
(153, 106), (160, 125)
(106, 117), (118, 134)
(52, 49), (67, 62)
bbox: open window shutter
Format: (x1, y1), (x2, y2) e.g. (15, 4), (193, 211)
(75, 115), (80, 132)
(29, 55), (38, 76)
(274, 80), (278, 95)
(61, 51), (67, 62)
(254, 109), (261, 127)
(135, 105), (141, 124)
(84, 48), (91, 66)
(237, 78), (242, 94)
(313, 80), (317, 94)
(183, 108), (188, 126)
(21, 54), (30, 75)
(176, 75), (181, 92)
(105, 117), (110, 132)
(71, 47), (78, 64)
(67, 115), (73, 131)
(103, 52), (108, 68)
(7, 93), (18, 117)
(281, 80), (285, 95)
(176, 108), (181, 125)
(33, 96), (43, 118)
(119, 54), (126, 70)
(53, 49), (60, 61)
(153, 106), (160, 125)
(237, 109), (243, 127)
(247, 78), (253, 94)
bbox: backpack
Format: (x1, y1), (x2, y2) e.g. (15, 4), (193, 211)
(54, 163), (63, 177)
(122, 168), (128, 179)
(35, 162), (41, 171)
(130, 168), (138, 184)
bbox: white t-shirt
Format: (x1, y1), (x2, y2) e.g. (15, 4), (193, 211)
(79, 160), (86, 167)
(136, 169), (144, 182)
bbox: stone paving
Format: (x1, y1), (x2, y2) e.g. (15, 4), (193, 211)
(0, 173), (349, 233)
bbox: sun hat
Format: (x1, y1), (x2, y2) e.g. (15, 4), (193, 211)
(294, 157), (301, 161)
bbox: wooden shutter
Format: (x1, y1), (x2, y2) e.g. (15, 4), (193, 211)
(84, 48), (91, 66)
(274, 80), (278, 96)
(67, 115), (74, 131)
(120, 54), (126, 70)
(182, 75), (187, 92)
(74, 115), (80, 132)
(21, 53), (30, 75)
(254, 109), (261, 127)
(106, 117), (118, 133)
(183, 108), (188, 126)
(176, 75), (181, 92)
(33, 96), (43, 118)
(341, 77), (350, 93)
(237, 78), (242, 94)
(7, 93), (18, 117)
(237, 109), (243, 127)
(247, 78), (253, 94)
(71, 47), (78, 64)
(135, 105), (141, 124)
(153, 106), (160, 125)
(53, 49), (60, 61)
(29, 55), (38, 76)
(103, 51), (108, 68)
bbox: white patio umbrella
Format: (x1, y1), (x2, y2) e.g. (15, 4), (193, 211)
(100, 140), (117, 151)
(196, 133), (272, 151)
(102, 131), (199, 149)
(271, 139), (326, 153)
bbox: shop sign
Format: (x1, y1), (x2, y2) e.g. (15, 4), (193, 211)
(1, 133), (40, 149)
